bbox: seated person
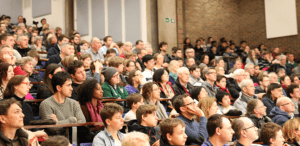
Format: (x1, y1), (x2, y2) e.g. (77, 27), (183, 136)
(197, 97), (220, 119)
(59, 55), (78, 72)
(234, 79), (258, 115)
(282, 118), (300, 146)
(124, 93), (144, 122)
(109, 56), (127, 84)
(0, 98), (29, 146)
(86, 60), (102, 83)
(172, 67), (194, 96)
(173, 93), (208, 145)
(168, 60), (180, 85)
(246, 99), (272, 135)
(202, 114), (235, 146)
(280, 75), (291, 92)
(47, 35), (69, 58)
(3, 75), (35, 125)
(228, 69), (246, 99)
(77, 79), (104, 131)
(68, 60), (86, 101)
(216, 75), (231, 100)
(216, 91), (239, 115)
(122, 131), (150, 146)
(127, 104), (160, 146)
(0, 63), (14, 100)
(188, 65), (203, 85)
(269, 97), (295, 126)
(39, 71), (86, 134)
(232, 117), (259, 146)
(142, 82), (168, 119)
(80, 53), (92, 71)
(260, 123), (284, 146)
(93, 103), (125, 146)
(17, 56), (42, 93)
(41, 135), (72, 146)
(123, 59), (136, 81)
(159, 118), (187, 146)
(27, 49), (44, 69)
(202, 67), (218, 97)
(262, 83), (283, 114)
(142, 55), (155, 83)
(255, 75), (269, 99)
(190, 86), (207, 104)
(47, 43), (74, 67)
(125, 69), (142, 95)
(36, 64), (62, 99)
(101, 67), (128, 107)
(286, 84), (300, 114)
(15, 34), (31, 57)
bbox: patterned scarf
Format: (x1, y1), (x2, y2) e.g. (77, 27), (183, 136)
(169, 72), (177, 81)
(86, 100), (104, 123)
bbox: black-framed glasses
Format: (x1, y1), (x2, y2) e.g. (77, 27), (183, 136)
(184, 102), (195, 106)
(281, 102), (292, 107)
(243, 125), (255, 131)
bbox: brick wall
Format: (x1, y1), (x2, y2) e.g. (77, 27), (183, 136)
(177, 0), (300, 58)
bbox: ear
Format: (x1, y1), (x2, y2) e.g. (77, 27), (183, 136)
(56, 85), (62, 92)
(0, 115), (6, 124)
(105, 119), (111, 126)
(218, 101), (223, 105)
(142, 114), (146, 121)
(269, 138), (275, 144)
(70, 74), (75, 79)
(166, 133), (172, 142)
(48, 74), (53, 79)
(216, 127), (221, 136)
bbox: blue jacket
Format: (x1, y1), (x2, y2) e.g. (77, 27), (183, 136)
(125, 85), (139, 95)
(202, 137), (230, 146)
(93, 128), (124, 146)
(269, 106), (292, 126)
(261, 95), (276, 115)
(177, 115), (208, 145)
(47, 43), (60, 58)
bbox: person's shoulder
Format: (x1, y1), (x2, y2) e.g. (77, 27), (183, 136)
(40, 96), (54, 106)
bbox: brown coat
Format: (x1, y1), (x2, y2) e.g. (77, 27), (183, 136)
(0, 128), (29, 146)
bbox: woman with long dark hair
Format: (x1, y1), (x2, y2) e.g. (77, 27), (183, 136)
(0, 63), (14, 99)
(36, 64), (62, 99)
(125, 69), (143, 95)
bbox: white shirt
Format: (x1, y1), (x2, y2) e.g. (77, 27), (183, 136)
(142, 68), (154, 83)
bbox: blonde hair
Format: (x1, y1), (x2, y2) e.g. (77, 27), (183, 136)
(283, 118), (300, 143)
(168, 60), (178, 72)
(122, 131), (150, 146)
(197, 97), (216, 119)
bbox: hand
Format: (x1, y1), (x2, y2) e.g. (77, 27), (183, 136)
(33, 130), (48, 139)
(49, 114), (58, 122)
(74, 117), (77, 122)
(152, 140), (160, 146)
(94, 60), (101, 69)
(256, 93), (265, 100)
(2, 54), (13, 64)
(136, 62), (142, 70)
(187, 106), (204, 117)
(109, 43), (116, 49)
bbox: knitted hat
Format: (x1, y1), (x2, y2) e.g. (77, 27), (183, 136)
(101, 67), (118, 82)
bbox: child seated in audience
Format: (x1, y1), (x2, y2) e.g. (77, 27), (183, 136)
(159, 118), (187, 146)
(216, 91), (241, 116)
(124, 93), (144, 122)
(260, 123), (284, 146)
(93, 103), (125, 146)
(127, 104), (160, 146)
(80, 53), (92, 71)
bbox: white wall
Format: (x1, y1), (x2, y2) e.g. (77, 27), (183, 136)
(22, 0), (65, 34)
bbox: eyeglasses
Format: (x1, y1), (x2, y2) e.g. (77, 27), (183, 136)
(208, 72), (216, 75)
(21, 82), (33, 87)
(184, 102), (196, 106)
(281, 102), (293, 107)
(243, 125), (256, 131)
(152, 88), (160, 91)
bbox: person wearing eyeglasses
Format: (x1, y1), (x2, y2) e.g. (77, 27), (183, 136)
(3, 75), (35, 125)
(172, 67), (194, 97)
(234, 79), (258, 115)
(173, 93), (208, 145)
(202, 67), (218, 97)
(202, 114), (235, 146)
(270, 97), (295, 127)
(232, 117), (259, 146)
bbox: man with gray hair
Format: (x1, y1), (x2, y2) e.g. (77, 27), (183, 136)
(278, 54), (292, 75)
(83, 37), (104, 62)
(228, 69), (246, 99)
(244, 63), (258, 83)
(269, 97), (295, 126)
(172, 67), (194, 96)
(202, 67), (218, 97)
(234, 79), (257, 115)
(15, 34), (31, 57)
(47, 43), (74, 66)
(232, 117), (258, 146)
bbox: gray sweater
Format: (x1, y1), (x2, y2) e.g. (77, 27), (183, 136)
(144, 99), (168, 119)
(39, 95), (86, 132)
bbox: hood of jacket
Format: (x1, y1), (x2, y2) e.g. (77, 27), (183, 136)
(269, 106), (291, 119)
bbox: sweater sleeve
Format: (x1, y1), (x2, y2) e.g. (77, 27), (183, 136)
(184, 116), (208, 144)
(72, 100), (86, 123)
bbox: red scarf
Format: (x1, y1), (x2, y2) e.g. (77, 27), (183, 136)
(216, 85), (232, 99)
(86, 100), (104, 123)
(282, 84), (288, 90)
(181, 85), (191, 97)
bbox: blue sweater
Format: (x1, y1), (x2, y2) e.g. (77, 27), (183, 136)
(177, 114), (208, 145)
(269, 106), (292, 127)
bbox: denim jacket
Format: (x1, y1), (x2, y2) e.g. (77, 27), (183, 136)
(93, 128), (125, 146)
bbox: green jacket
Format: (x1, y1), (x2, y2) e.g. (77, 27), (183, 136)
(102, 82), (128, 99)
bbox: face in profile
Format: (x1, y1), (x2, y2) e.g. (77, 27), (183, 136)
(168, 124), (187, 145)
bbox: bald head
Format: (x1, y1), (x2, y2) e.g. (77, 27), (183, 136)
(276, 97), (289, 107)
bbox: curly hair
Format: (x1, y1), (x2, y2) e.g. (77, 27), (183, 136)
(141, 82), (159, 101)
(77, 79), (100, 105)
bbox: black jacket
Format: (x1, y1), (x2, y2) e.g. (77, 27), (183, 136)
(248, 114), (272, 129)
(0, 128), (28, 146)
(228, 80), (241, 99)
(171, 78), (194, 96)
(36, 84), (53, 99)
(47, 54), (61, 67)
(71, 82), (80, 101)
(15, 47), (31, 57)
(127, 120), (160, 146)
(47, 43), (60, 58)
(29, 72), (43, 93)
